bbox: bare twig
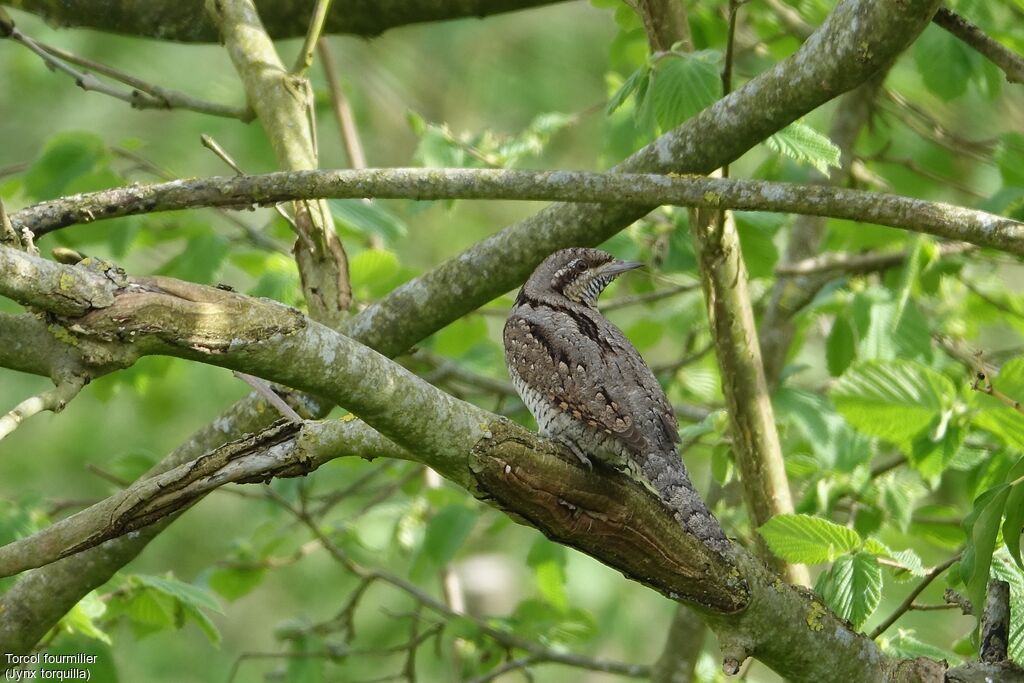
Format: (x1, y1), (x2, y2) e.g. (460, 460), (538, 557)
(32, 41), (253, 120)
(13, 169), (1024, 258)
(869, 554), (961, 639)
(775, 241), (976, 276)
(599, 282), (700, 311)
(1, 20), (250, 119)
(933, 7), (1024, 84)
(318, 40), (367, 170)
(293, 0), (334, 76)
(0, 376), (86, 442)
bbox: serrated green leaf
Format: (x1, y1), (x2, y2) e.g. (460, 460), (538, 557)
(764, 121), (841, 177)
(881, 629), (961, 663)
(606, 65), (650, 115)
(644, 51), (720, 131)
(815, 551), (882, 629)
(961, 483), (1011, 617)
(1002, 456), (1024, 570)
(759, 514), (862, 563)
(832, 360), (956, 449)
(134, 574), (223, 614)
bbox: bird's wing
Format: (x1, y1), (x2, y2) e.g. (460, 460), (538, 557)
(504, 310), (674, 455)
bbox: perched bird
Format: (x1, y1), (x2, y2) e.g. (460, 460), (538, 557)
(503, 248), (728, 551)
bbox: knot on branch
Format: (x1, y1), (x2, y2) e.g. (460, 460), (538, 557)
(470, 419), (749, 613)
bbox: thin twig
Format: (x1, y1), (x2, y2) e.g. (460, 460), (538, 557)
(293, 0), (334, 76)
(465, 656), (542, 683)
(776, 242), (975, 276)
(933, 7), (1024, 84)
(869, 553), (961, 639)
(199, 134), (311, 251)
(33, 40), (253, 120)
(0, 376), (86, 442)
(3, 22), (250, 119)
(232, 371), (304, 424)
(599, 282), (700, 311)
(317, 40), (367, 170)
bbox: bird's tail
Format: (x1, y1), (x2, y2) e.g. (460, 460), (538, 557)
(640, 452), (730, 553)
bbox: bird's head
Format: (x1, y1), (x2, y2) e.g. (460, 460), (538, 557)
(519, 248), (643, 308)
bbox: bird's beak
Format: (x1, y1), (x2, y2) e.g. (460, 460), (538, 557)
(601, 259), (644, 276)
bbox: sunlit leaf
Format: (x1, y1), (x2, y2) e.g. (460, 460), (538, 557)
(759, 514), (862, 563)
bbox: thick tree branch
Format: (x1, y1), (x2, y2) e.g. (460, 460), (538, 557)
(12, 168), (1021, 256)
(2, 0), (567, 42)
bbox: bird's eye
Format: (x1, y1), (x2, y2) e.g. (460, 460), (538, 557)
(572, 259), (588, 272)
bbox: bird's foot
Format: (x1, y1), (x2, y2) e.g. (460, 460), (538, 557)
(560, 440), (593, 470)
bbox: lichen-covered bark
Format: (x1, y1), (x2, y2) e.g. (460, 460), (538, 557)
(2, 0), (567, 42)
(207, 0), (351, 326)
(14, 169), (1021, 252)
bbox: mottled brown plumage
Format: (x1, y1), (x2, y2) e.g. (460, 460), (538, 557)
(504, 248), (728, 550)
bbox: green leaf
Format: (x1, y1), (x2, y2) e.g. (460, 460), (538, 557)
(527, 537), (568, 611)
(913, 23), (977, 101)
(208, 566), (266, 601)
(59, 591), (111, 645)
(157, 233), (230, 285)
(832, 359), (956, 449)
(606, 65), (650, 115)
(881, 629), (960, 664)
(764, 121), (841, 177)
(1002, 456), (1024, 569)
(961, 484), (1011, 616)
(418, 505), (477, 573)
(25, 131), (108, 200)
(134, 574), (223, 614)
(996, 132), (1024, 187)
(349, 248), (401, 299)
(643, 51), (720, 131)
(826, 314), (856, 377)
(329, 199), (408, 244)
(432, 315), (488, 357)
(972, 357), (1024, 452)
(815, 551), (882, 629)
(758, 514), (862, 564)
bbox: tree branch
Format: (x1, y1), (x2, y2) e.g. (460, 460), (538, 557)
(207, 0), (351, 325)
(0, 374), (85, 442)
(933, 7), (1024, 85)
(2, 0), (568, 42)
(11, 168), (1021, 256)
